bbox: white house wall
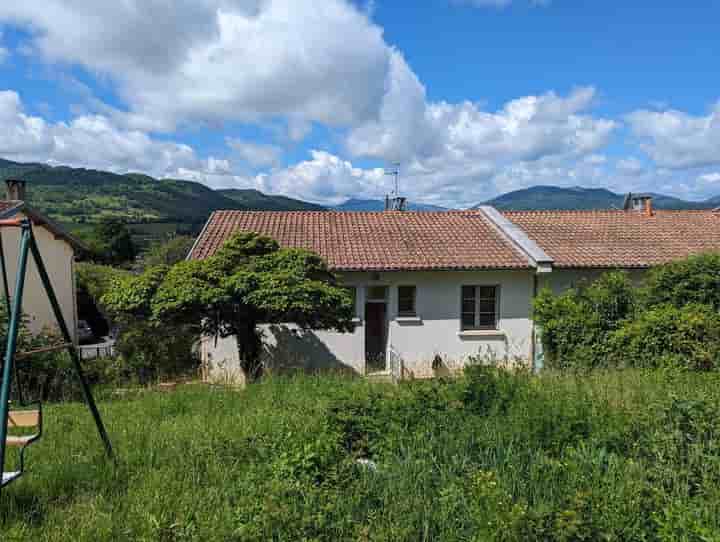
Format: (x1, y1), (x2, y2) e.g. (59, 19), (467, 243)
(202, 269), (537, 382)
(1, 214), (78, 341)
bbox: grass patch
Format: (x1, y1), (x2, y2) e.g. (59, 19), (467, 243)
(2, 369), (720, 540)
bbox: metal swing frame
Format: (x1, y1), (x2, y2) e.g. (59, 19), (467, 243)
(0, 218), (114, 493)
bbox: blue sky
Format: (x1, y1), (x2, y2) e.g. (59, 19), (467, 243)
(1, 1), (719, 208)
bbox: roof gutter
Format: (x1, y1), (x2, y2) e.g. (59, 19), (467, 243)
(477, 206), (554, 273)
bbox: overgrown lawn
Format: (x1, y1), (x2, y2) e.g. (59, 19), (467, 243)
(2, 369), (720, 540)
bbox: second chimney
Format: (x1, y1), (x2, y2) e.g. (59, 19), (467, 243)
(645, 197), (653, 217)
(5, 179), (26, 201)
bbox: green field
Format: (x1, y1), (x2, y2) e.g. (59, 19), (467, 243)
(1, 369), (720, 541)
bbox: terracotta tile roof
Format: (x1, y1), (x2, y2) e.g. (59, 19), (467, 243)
(504, 210), (720, 268)
(189, 210), (531, 270)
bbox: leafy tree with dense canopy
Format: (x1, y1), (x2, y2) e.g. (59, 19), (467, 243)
(79, 217), (138, 265)
(102, 232), (355, 380)
(142, 235), (195, 268)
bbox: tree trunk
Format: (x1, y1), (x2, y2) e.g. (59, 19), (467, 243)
(236, 319), (262, 382)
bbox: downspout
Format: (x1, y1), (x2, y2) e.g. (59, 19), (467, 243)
(476, 206), (553, 372)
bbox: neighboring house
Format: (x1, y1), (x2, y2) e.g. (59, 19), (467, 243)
(188, 200), (720, 383)
(0, 179), (85, 342)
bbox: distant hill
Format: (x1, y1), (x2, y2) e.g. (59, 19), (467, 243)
(334, 198), (449, 212)
(218, 189), (324, 211)
(476, 185), (715, 211)
(0, 159), (326, 230)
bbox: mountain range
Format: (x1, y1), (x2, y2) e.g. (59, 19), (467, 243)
(478, 185), (720, 211)
(1, 159), (718, 241)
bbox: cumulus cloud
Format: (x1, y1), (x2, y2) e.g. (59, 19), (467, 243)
(254, 150), (385, 204)
(0, 0), (390, 132)
(626, 103), (720, 169)
(698, 172), (720, 184)
(0, 1), (652, 207)
(226, 138), (282, 167)
(0, 89), (215, 178)
(347, 84), (616, 181)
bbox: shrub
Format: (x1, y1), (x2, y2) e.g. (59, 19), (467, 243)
(533, 271), (636, 369)
(642, 252), (720, 310)
(608, 303), (720, 370)
(462, 364), (528, 415)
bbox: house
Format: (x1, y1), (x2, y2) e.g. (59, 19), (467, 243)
(0, 179), (85, 342)
(188, 202), (720, 383)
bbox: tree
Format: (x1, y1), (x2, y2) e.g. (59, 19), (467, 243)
(142, 236), (195, 268)
(81, 218), (137, 265)
(641, 253), (720, 311)
(102, 232), (354, 381)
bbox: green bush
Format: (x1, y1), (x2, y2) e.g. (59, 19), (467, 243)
(608, 303), (720, 370)
(642, 252), (720, 310)
(533, 271), (636, 369)
(462, 364), (528, 415)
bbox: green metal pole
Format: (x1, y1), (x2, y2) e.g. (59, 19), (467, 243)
(0, 230), (26, 405)
(27, 226), (114, 460)
(0, 224), (31, 491)
(0, 231), (11, 315)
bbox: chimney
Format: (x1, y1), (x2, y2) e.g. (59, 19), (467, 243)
(5, 179), (27, 201)
(623, 192), (653, 215)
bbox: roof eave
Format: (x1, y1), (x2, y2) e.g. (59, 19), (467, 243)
(1, 202), (88, 254)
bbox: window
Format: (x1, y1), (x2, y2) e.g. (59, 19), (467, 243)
(397, 285), (417, 316)
(461, 285), (498, 330)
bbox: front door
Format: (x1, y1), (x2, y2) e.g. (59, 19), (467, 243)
(365, 302), (387, 372)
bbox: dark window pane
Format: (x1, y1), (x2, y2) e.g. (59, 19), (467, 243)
(478, 312), (496, 328)
(479, 286), (496, 299)
(462, 300), (475, 313)
(461, 312), (475, 329)
(479, 299), (495, 314)
(462, 286), (475, 300)
(398, 286), (416, 315)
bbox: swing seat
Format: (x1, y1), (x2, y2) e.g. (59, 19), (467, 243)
(1, 405), (42, 488)
(2, 471), (21, 485)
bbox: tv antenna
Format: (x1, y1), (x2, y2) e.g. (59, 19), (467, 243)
(383, 162), (406, 211)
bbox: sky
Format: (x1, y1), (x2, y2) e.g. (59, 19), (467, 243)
(0, 0), (719, 208)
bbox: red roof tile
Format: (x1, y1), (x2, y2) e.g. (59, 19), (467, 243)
(504, 210), (720, 268)
(189, 210), (531, 270)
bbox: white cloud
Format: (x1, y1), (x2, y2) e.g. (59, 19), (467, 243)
(0, 89), (214, 178)
(255, 150), (385, 204)
(626, 102), (720, 169)
(226, 138), (282, 167)
(698, 172), (720, 184)
(0, 0), (391, 132)
(347, 84), (616, 181)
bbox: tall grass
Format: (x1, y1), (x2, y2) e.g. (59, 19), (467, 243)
(2, 369), (720, 540)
